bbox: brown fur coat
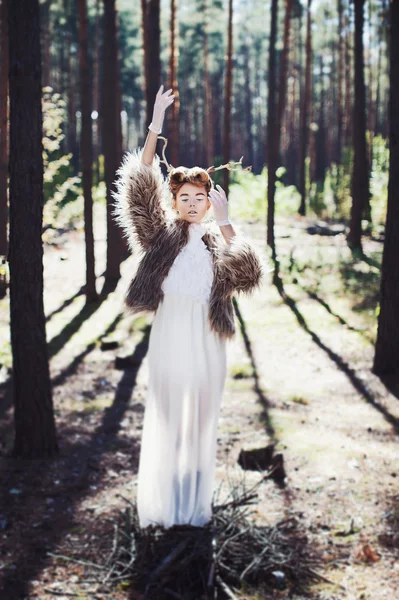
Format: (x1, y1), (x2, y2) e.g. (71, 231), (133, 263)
(112, 147), (266, 339)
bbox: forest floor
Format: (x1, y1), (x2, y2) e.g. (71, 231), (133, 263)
(0, 202), (398, 600)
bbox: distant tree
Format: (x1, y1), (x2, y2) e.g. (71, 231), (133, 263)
(298, 0), (311, 215)
(373, 0), (399, 376)
(103, 0), (124, 284)
(266, 0), (278, 254)
(169, 0), (180, 168)
(222, 0), (233, 192)
(336, 0), (344, 165)
(78, 0), (97, 301)
(0, 0), (8, 259)
(267, 0), (293, 255)
(92, 0), (102, 180)
(347, 0), (369, 251)
(143, 0), (161, 131)
(202, 0), (213, 169)
(8, 0), (58, 457)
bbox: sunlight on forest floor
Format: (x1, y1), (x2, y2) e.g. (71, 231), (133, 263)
(0, 204), (398, 599)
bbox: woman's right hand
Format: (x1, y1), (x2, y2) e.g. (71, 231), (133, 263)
(148, 85), (175, 134)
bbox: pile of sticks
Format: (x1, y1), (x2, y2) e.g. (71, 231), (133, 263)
(93, 476), (325, 599)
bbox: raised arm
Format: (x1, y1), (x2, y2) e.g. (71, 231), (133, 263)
(111, 85), (176, 252)
(142, 85), (175, 165)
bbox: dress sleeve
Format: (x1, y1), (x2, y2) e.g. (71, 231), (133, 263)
(217, 235), (270, 294)
(111, 147), (173, 251)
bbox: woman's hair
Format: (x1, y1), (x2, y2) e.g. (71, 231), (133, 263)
(168, 166), (214, 199)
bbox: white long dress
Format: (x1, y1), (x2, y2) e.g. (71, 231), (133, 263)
(136, 221), (227, 529)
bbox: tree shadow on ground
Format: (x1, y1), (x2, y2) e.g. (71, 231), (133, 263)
(0, 324), (150, 599)
(232, 297), (275, 440)
(272, 263), (399, 435)
(0, 282), (115, 423)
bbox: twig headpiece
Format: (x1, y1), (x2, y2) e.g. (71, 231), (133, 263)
(157, 135), (252, 175)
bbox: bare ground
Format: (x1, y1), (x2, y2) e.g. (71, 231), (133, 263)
(0, 204), (398, 599)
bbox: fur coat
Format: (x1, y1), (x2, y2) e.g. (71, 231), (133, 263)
(111, 147), (266, 340)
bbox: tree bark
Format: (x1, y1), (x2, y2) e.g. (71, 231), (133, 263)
(144, 0), (161, 131)
(0, 0), (9, 258)
(267, 0), (292, 252)
(40, 0), (51, 88)
(243, 37), (254, 170)
(8, 0), (58, 458)
(266, 0), (279, 253)
(336, 0), (344, 164)
(93, 0), (102, 181)
(298, 0), (311, 215)
(202, 0), (213, 169)
(347, 0), (369, 251)
(222, 0), (233, 192)
(103, 0), (124, 284)
(78, 0), (97, 301)
(169, 0), (180, 168)
(373, 0), (399, 376)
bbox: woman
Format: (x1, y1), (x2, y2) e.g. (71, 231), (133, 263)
(112, 85), (266, 529)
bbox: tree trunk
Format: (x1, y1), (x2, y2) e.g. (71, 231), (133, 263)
(315, 55), (327, 184)
(373, 0), (399, 375)
(202, 0), (213, 169)
(266, 0), (279, 253)
(267, 0), (292, 252)
(145, 0), (161, 131)
(222, 0), (233, 192)
(103, 0), (124, 285)
(8, 0), (59, 458)
(347, 0), (369, 251)
(93, 0), (102, 181)
(169, 0), (179, 168)
(298, 0), (311, 215)
(40, 0), (51, 88)
(336, 0), (344, 165)
(78, 0), (97, 302)
(343, 4), (352, 148)
(243, 38), (254, 170)
(0, 0), (9, 259)
(66, 30), (79, 174)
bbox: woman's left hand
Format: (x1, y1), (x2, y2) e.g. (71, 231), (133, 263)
(208, 185), (230, 226)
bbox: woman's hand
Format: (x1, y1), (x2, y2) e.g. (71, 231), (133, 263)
(208, 184), (231, 226)
(148, 85), (175, 135)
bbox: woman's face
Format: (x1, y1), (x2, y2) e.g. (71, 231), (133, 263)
(172, 182), (211, 224)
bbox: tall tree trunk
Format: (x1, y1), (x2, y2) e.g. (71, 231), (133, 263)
(267, 0), (292, 253)
(266, 0), (279, 253)
(374, 19), (382, 136)
(243, 37), (254, 170)
(103, 0), (124, 285)
(93, 0), (102, 181)
(222, 0), (233, 192)
(40, 0), (51, 88)
(202, 0), (213, 169)
(347, 0), (369, 251)
(169, 0), (179, 168)
(277, 0), (293, 145)
(373, 0), (399, 375)
(315, 55), (327, 184)
(144, 0), (161, 131)
(78, 0), (97, 302)
(66, 30), (79, 173)
(8, 0), (59, 458)
(0, 0), (9, 259)
(336, 0), (344, 164)
(343, 4), (352, 148)
(298, 0), (311, 215)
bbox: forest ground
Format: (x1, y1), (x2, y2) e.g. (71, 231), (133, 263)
(0, 203), (398, 600)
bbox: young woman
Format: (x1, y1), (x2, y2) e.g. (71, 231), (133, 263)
(112, 85), (266, 529)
